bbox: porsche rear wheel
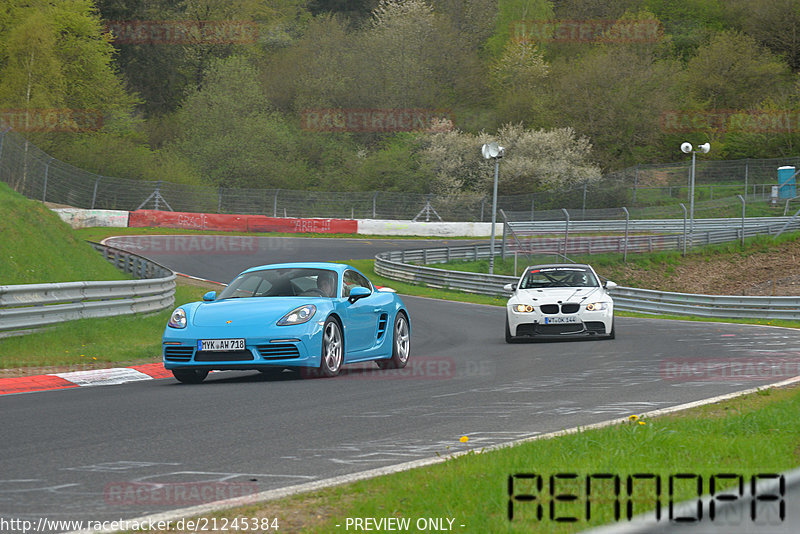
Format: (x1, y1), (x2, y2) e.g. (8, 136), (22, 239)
(172, 369), (208, 384)
(318, 317), (343, 377)
(377, 311), (410, 369)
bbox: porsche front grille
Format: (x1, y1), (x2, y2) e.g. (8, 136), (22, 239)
(164, 346), (194, 362)
(256, 344), (301, 360)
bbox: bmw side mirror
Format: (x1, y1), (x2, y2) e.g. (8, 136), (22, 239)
(202, 291), (217, 301)
(604, 281), (617, 289)
(503, 283), (517, 292)
(348, 286), (371, 303)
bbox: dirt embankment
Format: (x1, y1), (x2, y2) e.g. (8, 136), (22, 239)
(603, 239), (800, 296)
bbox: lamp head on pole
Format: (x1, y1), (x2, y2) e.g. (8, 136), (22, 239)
(481, 142), (505, 160)
(697, 142), (710, 154)
(680, 142), (692, 154)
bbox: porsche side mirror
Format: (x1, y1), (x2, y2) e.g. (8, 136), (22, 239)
(348, 286), (371, 303)
(202, 291), (217, 301)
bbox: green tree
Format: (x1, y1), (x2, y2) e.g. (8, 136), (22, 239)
(173, 55), (312, 189)
(684, 31), (791, 110)
(543, 43), (681, 168)
(484, 0), (554, 59)
(731, 0), (800, 71)
(0, 0), (133, 114)
(490, 39), (549, 126)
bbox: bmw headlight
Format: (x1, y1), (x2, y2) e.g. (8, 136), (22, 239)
(168, 308), (187, 329)
(586, 302), (609, 311)
(513, 304), (535, 313)
(277, 304), (317, 325)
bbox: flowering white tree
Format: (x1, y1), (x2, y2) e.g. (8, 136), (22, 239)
(422, 123), (601, 195)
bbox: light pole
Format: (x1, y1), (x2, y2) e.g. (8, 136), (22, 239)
(481, 142), (505, 274)
(680, 142), (710, 245)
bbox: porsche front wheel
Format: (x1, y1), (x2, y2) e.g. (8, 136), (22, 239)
(318, 317), (343, 377)
(172, 369), (208, 384)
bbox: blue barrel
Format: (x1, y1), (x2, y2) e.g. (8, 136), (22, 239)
(778, 166), (797, 199)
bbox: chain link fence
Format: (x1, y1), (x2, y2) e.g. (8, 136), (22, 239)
(1, 130), (796, 221)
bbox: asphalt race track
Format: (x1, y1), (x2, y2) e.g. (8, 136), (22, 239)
(2, 236), (800, 532)
(102, 235), (487, 283)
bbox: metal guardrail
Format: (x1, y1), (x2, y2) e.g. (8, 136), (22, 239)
(0, 243), (176, 332)
(375, 247), (516, 297)
(506, 216), (795, 234)
(375, 225), (800, 320)
(610, 287), (800, 320)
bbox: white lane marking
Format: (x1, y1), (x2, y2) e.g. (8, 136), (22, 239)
(51, 368), (152, 387)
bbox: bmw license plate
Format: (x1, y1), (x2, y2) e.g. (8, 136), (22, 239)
(198, 338), (245, 351)
(544, 316), (579, 324)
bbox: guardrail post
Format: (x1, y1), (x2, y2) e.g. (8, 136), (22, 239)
(446, 246), (451, 263)
(41, 158), (53, 202)
(423, 248), (428, 264)
(273, 189), (279, 217)
(561, 208), (570, 260)
(744, 159), (749, 197)
(500, 209), (508, 260)
(474, 244), (479, 261)
(680, 203), (687, 256)
(622, 207), (630, 262)
(373, 192), (378, 219)
(91, 177), (101, 209)
(737, 194), (745, 247)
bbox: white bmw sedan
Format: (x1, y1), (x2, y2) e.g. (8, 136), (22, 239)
(503, 264), (616, 342)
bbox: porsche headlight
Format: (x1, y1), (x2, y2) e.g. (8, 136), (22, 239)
(513, 304), (535, 313)
(277, 304), (317, 325)
(586, 302), (609, 311)
(168, 308), (187, 329)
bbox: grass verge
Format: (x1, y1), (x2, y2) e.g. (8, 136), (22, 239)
(128, 383), (800, 534)
(0, 183), (129, 284)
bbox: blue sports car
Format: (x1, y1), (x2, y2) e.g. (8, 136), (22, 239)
(162, 262), (411, 383)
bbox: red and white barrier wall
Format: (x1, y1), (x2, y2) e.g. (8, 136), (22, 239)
(52, 208), (497, 237)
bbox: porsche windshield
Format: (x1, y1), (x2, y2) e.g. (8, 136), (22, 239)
(520, 267), (599, 288)
(218, 268), (338, 299)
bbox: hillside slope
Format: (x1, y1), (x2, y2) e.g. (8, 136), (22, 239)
(0, 183), (128, 285)
(598, 235), (800, 297)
